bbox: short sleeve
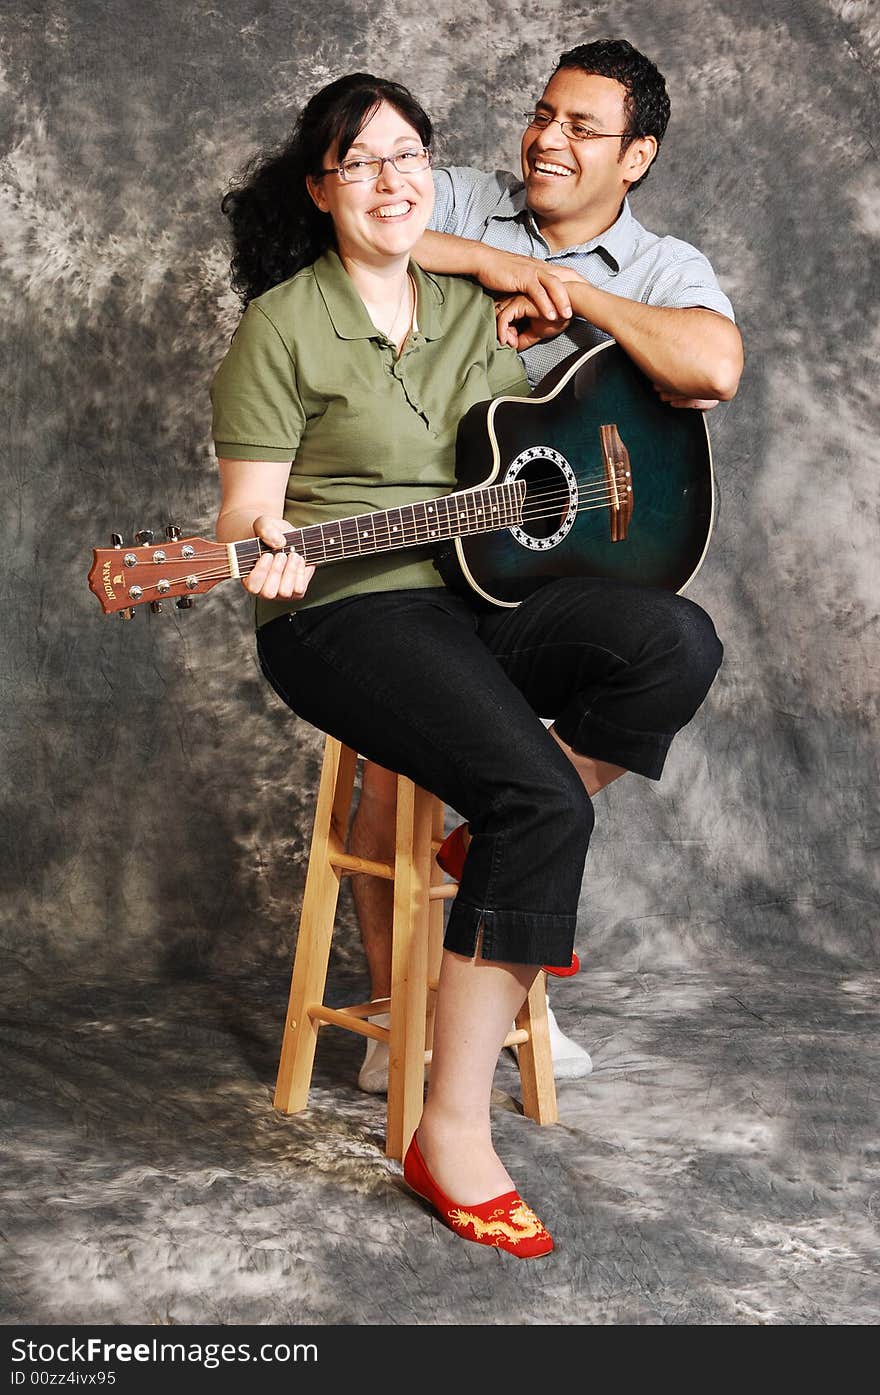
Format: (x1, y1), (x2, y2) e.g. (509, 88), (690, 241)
(428, 166), (521, 240)
(476, 293), (529, 399)
(210, 303), (306, 462)
(648, 243), (736, 322)
(430, 168), (456, 234)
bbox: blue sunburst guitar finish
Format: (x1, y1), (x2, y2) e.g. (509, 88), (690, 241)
(438, 339), (714, 607)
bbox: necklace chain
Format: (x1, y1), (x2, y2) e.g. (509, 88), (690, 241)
(387, 273), (413, 345)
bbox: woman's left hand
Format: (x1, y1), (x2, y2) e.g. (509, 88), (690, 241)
(496, 293), (571, 351)
(244, 515), (317, 600)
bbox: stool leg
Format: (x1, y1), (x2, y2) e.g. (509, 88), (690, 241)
(424, 797), (445, 1055)
(514, 972), (559, 1125)
(273, 738), (357, 1113)
(385, 778), (433, 1160)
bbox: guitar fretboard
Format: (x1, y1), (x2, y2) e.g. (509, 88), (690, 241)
(233, 480), (526, 571)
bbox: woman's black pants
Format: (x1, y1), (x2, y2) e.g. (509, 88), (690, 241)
(256, 578), (723, 967)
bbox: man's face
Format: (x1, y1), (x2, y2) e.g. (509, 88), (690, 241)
(520, 68), (649, 246)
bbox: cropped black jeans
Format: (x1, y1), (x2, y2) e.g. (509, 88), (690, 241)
(256, 578), (723, 967)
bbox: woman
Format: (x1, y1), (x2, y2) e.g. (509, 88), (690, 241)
(212, 73), (722, 1258)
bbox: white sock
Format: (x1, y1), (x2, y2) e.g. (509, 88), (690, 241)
(357, 1007), (391, 1095)
(545, 997), (593, 1078)
(510, 994), (593, 1079)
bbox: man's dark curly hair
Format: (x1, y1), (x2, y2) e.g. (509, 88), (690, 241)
(221, 73), (432, 306)
(553, 39), (671, 190)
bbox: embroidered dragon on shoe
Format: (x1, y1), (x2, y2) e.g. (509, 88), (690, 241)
(447, 1199), (549, 1244)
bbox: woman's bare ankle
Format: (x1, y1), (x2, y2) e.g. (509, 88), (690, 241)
(416, 1112), (514, 1205)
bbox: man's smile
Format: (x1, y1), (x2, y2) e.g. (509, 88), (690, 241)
(530, 159), (575, 178)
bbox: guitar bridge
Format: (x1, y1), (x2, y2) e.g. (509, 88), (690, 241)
(599, 424), (633, 542)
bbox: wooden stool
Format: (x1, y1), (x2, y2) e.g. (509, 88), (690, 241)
(273, 735), (558, 1159)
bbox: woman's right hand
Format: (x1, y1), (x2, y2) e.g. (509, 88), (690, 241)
(243, 515), (316, 600)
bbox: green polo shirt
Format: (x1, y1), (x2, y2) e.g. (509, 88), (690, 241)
(211, 249), (528, 624)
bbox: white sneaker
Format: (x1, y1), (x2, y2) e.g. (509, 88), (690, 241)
(357, 1009), (391, 1094)
(358, 997), (592, 1093)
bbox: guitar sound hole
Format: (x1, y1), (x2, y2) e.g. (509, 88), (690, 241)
(518, 460), (571, 540)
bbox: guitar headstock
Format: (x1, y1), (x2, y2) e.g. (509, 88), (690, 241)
(88, 525), (229, 617)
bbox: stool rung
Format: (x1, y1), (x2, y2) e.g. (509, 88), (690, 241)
(330, 851), (395, 879)
(329, 850), (458, 901)
(308, 1005), (388, 1041)
(307, 1002), (530, 1052)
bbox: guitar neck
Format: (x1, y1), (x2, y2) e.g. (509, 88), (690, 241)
(230, 479), (526, 577)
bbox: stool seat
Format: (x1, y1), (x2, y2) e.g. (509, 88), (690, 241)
(273, 735), (558, 1159)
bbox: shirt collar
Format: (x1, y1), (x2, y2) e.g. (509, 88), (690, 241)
(493, 182), (634, 272)
(312, 249), (446, 341)
(567, 198), (633, 271)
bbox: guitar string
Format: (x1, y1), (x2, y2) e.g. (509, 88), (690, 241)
(119, 492), (639, 598)
(118, 470), (630, 570)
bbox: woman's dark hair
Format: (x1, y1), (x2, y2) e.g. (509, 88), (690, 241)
(554, 39), (671, 190)
(221, 73), (432, 306)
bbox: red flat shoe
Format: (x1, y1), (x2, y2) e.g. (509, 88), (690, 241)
(436, 821), (470, 880)
(403, 1132), (554, 1258)
(437, 822), (581, 978)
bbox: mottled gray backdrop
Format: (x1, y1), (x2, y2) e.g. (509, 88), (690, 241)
(1, 0), (877, 1328)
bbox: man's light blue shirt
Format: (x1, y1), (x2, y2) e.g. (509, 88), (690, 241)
(430, 166), (736, 386)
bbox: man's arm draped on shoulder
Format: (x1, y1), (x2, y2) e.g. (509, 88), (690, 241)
(415, 228), (743, 404)
(415, 228), (576, 324)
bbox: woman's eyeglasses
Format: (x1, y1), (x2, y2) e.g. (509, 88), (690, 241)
(319, 148), (432, 184)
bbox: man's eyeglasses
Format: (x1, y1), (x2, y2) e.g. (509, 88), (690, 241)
(319, 147), (432, 184)
(523, 112), (638, 142)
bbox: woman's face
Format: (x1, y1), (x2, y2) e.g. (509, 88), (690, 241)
(307, 101), (434, 267)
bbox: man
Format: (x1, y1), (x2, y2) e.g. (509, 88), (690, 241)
(351, 38), (743, 1091)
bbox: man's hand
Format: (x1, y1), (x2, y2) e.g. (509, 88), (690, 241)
(653, 385), (720, 411)
(496, 292), (572, 351)
(474, 245), (582, 321)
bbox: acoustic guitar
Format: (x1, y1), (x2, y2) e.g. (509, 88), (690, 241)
(88, 340), (714, 618)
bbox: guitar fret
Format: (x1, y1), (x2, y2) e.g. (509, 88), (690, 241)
(273, 481), (521, 576)
(319, 522), (340, 558)
(304, 525), (324, 564)
(503, 481), (514, 526)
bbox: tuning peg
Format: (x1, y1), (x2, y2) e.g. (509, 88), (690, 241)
(175, 596), (194, 610)
(111, 533), (124, 547)
(119, 608), (136, 621)
(165, 523), (182, 541)
(135, 529), (154, 545)
(150, 601), (163, 613)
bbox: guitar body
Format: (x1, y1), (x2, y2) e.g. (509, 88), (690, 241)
(439, 340), (715, 607)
